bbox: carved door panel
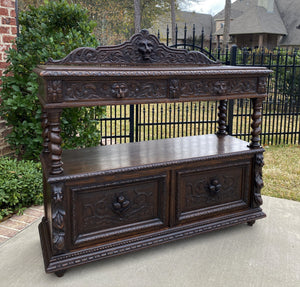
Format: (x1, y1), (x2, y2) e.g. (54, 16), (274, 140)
(68, 174), (169, 248)
(175, 160), (251, 225)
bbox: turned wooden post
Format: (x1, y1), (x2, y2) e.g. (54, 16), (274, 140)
(250, 98), (264, 148)
(47, 109), (63, 175)
(217, 99), (228, 136)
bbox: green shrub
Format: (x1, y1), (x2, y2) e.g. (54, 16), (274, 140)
(0, 157), (43, 220)
(0, 0), (105, 160)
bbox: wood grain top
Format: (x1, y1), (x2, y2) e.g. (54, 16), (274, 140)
(57, 135), (260, 178)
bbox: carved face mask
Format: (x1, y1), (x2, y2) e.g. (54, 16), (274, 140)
(214, 81), (227, 95)
(138, 39), (154, 60)
(112, 83), (128, 98)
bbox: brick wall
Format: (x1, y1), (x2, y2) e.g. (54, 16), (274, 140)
(0, 0), (16, 156)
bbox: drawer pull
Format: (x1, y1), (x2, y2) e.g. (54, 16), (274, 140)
(209, 179), (222, 196)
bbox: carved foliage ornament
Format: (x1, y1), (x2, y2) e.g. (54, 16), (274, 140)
(64, 80), (168, 100)
(253, 153), (264, 208)
(47, 30), (218, 65)
(48, 80), (63, 102)
(63, 78), (257, 101)
(51, 183), (66, 253)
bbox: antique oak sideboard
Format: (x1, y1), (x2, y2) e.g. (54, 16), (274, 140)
(35, 30), (271, 277)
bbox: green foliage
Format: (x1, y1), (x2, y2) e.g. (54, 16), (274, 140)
(0, 157), (43, 220)
(0, 0), (105, 160)
(19, 0), (176, 45)
(74, 0), (171, 45)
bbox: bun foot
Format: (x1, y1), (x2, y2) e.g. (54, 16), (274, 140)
(247, 220), (256, 226)
(55, 270), (66, 277)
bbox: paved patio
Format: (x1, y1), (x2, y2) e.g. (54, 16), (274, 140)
(0, 206), (44, 244)
(0, 196), (299, 287)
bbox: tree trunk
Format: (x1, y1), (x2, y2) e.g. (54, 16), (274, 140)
(171, 0), (176, 45)
(134, 0), (141, 33)
(223, 0), (231, 51)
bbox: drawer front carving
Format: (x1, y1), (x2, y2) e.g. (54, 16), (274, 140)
(176, 162), (250, 224)
(63, 80), (168, 101)
(70, 174), (168, 247)
(62, 78), (258, 102)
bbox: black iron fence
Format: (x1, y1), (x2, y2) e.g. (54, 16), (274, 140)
(99, 28), (300, 146)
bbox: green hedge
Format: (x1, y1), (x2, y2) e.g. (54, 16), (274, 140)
(0, 0), (104, 160)
(0, 157), (43, 220)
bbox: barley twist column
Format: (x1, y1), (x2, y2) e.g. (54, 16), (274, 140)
(250, 98), (264, 148)
(47, 109), (63, 175)
(41, 109), (50, 154)
(217, 99), (228, 136)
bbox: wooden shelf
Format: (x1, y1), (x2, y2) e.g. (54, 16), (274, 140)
(59, 135), (255, 177)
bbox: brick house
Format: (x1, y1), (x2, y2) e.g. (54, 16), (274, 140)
(0, 0), (17, 156)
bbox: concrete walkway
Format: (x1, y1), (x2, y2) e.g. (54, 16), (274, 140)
(0, 196), (299, 287)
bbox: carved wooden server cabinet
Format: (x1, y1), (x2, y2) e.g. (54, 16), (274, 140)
(35, 30), (271, 277)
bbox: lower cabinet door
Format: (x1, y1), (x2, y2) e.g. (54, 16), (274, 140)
(175, 160), (251, 224)
(68, 174), (169, 248)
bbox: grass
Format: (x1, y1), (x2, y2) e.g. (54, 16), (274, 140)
(262, 145), (300, 202)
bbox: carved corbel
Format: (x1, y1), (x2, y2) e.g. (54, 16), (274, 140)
(252, 153), (264, 208)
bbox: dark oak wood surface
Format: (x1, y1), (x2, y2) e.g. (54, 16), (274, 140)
(61, 135), (253, 176)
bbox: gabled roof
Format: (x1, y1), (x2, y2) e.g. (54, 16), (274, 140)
(175, 11), (213, 38)
(214, 0), (287, 36)
(276, 0), (300, 46)
(149, 11), (213, 39)
(214, 0), (256, 20)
